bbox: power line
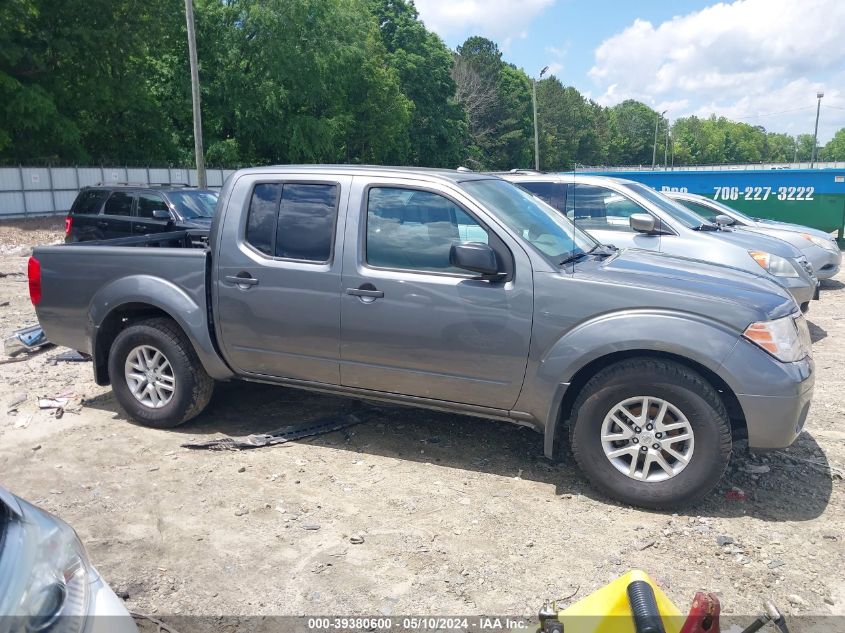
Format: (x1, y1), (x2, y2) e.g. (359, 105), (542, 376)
(733, 105), (816, 120)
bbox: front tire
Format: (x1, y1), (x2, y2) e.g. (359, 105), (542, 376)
(570, 358), (731, 510)
(108, 317), (214, 428)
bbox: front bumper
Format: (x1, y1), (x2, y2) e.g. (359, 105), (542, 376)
(804, 244), (842, 280)
(87, 569), (138, 633)
(779, 275), (817, 306)
(720, 339), (814, 450)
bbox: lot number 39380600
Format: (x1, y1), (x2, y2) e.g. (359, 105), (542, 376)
(713, 186), (815, 201)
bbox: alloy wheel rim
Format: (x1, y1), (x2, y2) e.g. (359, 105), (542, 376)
(600, 396), (695, 482)
(124, 345), (176, 409)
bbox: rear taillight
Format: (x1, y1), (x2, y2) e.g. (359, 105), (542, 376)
(28, 256), (41, 305)
(64, 215), (73, 235)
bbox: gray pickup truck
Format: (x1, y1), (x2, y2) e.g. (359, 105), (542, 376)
(29, 166), (814, 509)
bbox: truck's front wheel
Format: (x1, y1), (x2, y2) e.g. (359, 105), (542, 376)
(570, 358), (732, 510)
(108, 317), (214, 428)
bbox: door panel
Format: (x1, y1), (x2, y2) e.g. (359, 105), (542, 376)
(339, 179), (533, 410)
(215, 176), (351, 384)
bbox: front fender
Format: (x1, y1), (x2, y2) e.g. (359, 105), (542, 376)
(89, 275), (233, 381)
(514, 309), (742, 458)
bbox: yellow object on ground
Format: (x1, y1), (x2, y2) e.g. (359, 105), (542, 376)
(554, 570), (684, 633)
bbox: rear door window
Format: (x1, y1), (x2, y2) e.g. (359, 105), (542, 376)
(72, 189), (108, 215)
(245, 182), (339, 262)
(102, 192), (133, 217)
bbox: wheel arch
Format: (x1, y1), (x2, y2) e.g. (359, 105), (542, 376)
(91, 300), (233, 385)
(547, 349), (747, 458)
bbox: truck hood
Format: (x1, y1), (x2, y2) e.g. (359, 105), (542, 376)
(705, 226), (802, 258)
(578, 248), (797, 321)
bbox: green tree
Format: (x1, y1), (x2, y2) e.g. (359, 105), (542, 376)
(196, 0), (412, 165)
(821, 128), (845, 161)
(369, 0), (466, 167)
(795, 134), (816, 161)
(609, 100), (660, 165)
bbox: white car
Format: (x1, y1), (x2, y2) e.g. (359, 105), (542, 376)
(666, 191), (842, 280)
(0, 486), (137, 633)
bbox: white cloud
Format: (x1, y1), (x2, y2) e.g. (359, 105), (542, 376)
(588, 0), (845, 141)
(414, 0), (556, 43)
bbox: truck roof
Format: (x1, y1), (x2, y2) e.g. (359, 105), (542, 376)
(234, 165), (498, 184)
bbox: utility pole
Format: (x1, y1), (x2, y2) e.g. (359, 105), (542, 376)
(185, 0), (206, 187)
(664, 124), (670, 167)
(532, 66), (549, 171)
(810, 91), (824, 169)
(652, 110), (667, 168)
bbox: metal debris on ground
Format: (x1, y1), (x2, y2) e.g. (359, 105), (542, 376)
(51, 350), (91, 363)
(181, 409), (379, 451)
(4, 324), (51, 356)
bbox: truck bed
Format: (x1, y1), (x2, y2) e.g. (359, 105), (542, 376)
(32, 231), (210, 355)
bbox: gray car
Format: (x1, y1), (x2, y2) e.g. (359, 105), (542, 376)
(29, 166), (814, 509)
(0, 486), (137, 633)
(502, 173), (819, 311)
(665, 191), (842, 280)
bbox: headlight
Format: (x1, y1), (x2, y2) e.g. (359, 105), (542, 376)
(748, 250), (800, 277)
(7, 500), (94, 633)
(801, 233), (837, 251)
(743, 314), (811, 362)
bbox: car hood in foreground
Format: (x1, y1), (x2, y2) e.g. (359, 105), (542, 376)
(576, 247), (797, 324)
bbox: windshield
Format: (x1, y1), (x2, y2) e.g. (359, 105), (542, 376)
(460, 179), (597, 262)
(679, 196), (755, 224)
(167, 190), (218, 219)
(620, 182), (713, 229)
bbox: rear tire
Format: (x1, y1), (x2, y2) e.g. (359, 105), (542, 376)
(569, 358), (731, 510)
(108, 317), (214, 428)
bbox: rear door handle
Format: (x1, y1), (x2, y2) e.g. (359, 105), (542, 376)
(346, 287), (384, 298)
(134, 224), (147, 232)
(225, 274), (259, 287)
(96, 221), (108, 228)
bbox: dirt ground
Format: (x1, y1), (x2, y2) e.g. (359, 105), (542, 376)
(1, 219), (843, 629)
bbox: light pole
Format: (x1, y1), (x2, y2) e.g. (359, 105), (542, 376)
(532, 66), (549, 171)
(185, 0), (206, 187)
(810, 91), (824, 168)
(664, 124), (670, 166)
(652, 109), (667, 168)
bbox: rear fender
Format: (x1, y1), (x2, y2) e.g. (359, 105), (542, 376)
(89, 275), (234, 382)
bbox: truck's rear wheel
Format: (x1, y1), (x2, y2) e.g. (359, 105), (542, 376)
(108, 317), (214, 428)
(570, 358), (731, 510)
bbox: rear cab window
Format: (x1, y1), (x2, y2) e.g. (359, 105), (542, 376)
(71, 189), (109, 215)
(244, 182), (340, 262)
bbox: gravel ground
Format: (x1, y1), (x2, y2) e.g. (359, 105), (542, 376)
(0, 219), (843, 630)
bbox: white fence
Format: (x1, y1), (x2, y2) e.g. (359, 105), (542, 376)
(0, 166), (236, 218)
(574, 161), (845, 173)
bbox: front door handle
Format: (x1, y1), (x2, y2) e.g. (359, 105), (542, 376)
(346, 287), (384, 298)
(96, 221), (108, 228)
(225, 274), (259, 287)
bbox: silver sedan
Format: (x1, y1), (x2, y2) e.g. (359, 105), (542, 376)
(666, 191), (842, 280)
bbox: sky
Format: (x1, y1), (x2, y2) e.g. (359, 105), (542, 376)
(413, 0), (845, 143)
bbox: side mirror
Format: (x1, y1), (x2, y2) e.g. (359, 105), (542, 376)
(449, 242), (500, 277)
(713, 214), (735, 226)
(152, 209), (172, 221)
(629, 213), (663, 234)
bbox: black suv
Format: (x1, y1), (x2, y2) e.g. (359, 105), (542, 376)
(65, 184), (218, 242)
